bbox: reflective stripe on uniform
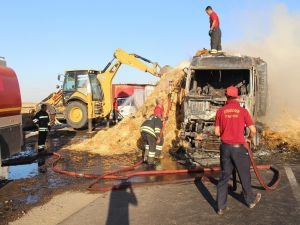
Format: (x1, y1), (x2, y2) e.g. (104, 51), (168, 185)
(211, 49), (217, 53)
(38, 145), (45, 149)
(141, 126), (156, 137)
(145, 145), (149, 150)
(33, 119), (39, 123)
(39, 128), (48, 132)
(156, 145), (163, 151)
(148, 152), (155, 157)
(154, 128), (161, 133)
(39, 116), (49, 119)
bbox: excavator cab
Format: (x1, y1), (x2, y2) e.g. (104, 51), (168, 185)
(62, 70), (103, 102)
(61, 70), (104, 129)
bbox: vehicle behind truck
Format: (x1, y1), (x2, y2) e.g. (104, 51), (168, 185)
(181, 54), (268, 152)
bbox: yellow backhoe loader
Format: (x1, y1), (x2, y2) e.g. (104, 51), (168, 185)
(42, 48), (162, 131)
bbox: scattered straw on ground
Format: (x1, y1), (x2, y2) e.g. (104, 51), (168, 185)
(262, 115), (300, 151)
(68, 62), (189, 155)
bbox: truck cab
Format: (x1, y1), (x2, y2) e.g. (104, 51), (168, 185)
(182, 54), (268, 151)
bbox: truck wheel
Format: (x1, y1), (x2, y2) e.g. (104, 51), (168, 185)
(65, 101), (88, 129)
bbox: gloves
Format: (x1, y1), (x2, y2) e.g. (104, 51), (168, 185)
(209, 29), (213, 36)
(156, 137), (161, 144)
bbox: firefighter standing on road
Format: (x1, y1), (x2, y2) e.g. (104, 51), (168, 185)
(33, 104), (50, 172)
(140, 98), (164, 165)
(205, 6), (222, 54)
(214, 86), (261, 215)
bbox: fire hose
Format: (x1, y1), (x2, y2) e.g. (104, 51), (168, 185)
(51, 147), (280, 192)
(244, 142), (280, 191)
(51, 84), (280, 192)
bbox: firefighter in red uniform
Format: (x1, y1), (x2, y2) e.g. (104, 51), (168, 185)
(205, 6), (222, 54)
(214, 86), (261, 215)
(32, 104), (50, 172)
(140, 100), (163, 165)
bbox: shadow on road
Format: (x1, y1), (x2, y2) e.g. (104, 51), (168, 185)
(106, 182), (138, 225)
(194, 178), (217, 211)
(194, 175), (248, 211)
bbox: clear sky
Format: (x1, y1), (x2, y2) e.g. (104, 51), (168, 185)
(0, 0), (299, 102)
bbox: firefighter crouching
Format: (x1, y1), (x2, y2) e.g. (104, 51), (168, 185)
(32, 104), (50, 172)
(140, 103), (164, 165)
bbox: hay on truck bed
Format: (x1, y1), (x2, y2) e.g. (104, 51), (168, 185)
(68, 62), (189, 155)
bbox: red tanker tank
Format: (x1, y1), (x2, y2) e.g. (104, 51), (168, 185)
(0, 66), (22, 116)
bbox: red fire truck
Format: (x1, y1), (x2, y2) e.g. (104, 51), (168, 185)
(0, 57), (22, 164)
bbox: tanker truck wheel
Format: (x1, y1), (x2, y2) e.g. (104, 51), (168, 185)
(65, 101), (88, 129)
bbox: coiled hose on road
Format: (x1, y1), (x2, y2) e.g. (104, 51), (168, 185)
(51, 144), (280, 192)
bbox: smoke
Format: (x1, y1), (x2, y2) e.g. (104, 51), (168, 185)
(226, 4), (300, 134)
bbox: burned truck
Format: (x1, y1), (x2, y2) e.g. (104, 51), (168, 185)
(181, 54), (267, 152)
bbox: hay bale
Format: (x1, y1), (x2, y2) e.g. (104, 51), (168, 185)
(69, 62), (189, 155)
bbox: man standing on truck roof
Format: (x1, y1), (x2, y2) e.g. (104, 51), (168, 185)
(214, 86), (261, 215)
(33, 104), (50, 173)
(205, 6), (222, 54)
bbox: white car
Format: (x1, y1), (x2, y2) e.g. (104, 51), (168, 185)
(117, 97), (137, 118)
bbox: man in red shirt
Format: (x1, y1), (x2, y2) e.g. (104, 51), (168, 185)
(113, 98), (118, 123)
(214, 86), (261, 215)
(205, 6), (222, 54)
(153, 97), (164, 159)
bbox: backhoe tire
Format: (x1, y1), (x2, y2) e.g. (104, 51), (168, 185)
(65, 101), (88, 129)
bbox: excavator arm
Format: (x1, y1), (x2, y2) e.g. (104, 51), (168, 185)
(98, 48), (162, 117)
(100, 48), (161, 77)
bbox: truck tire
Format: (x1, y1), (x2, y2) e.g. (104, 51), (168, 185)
(65, 101), (88, 129)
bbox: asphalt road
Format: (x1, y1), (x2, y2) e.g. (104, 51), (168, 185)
(56, 163), (300, 225)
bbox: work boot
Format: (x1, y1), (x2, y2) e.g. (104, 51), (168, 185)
(217, 209), (224, 215)
(143, 155), (148, 163)
(38, 165), (47, 173)
(147, 157), (155, 165)
(249, 193), (262, 209)
(217, 207), (227, 215)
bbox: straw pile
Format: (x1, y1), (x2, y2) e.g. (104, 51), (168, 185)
(68, 62), (189, 155)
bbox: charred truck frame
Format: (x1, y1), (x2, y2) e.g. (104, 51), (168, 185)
(181, 54), (267, 151)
